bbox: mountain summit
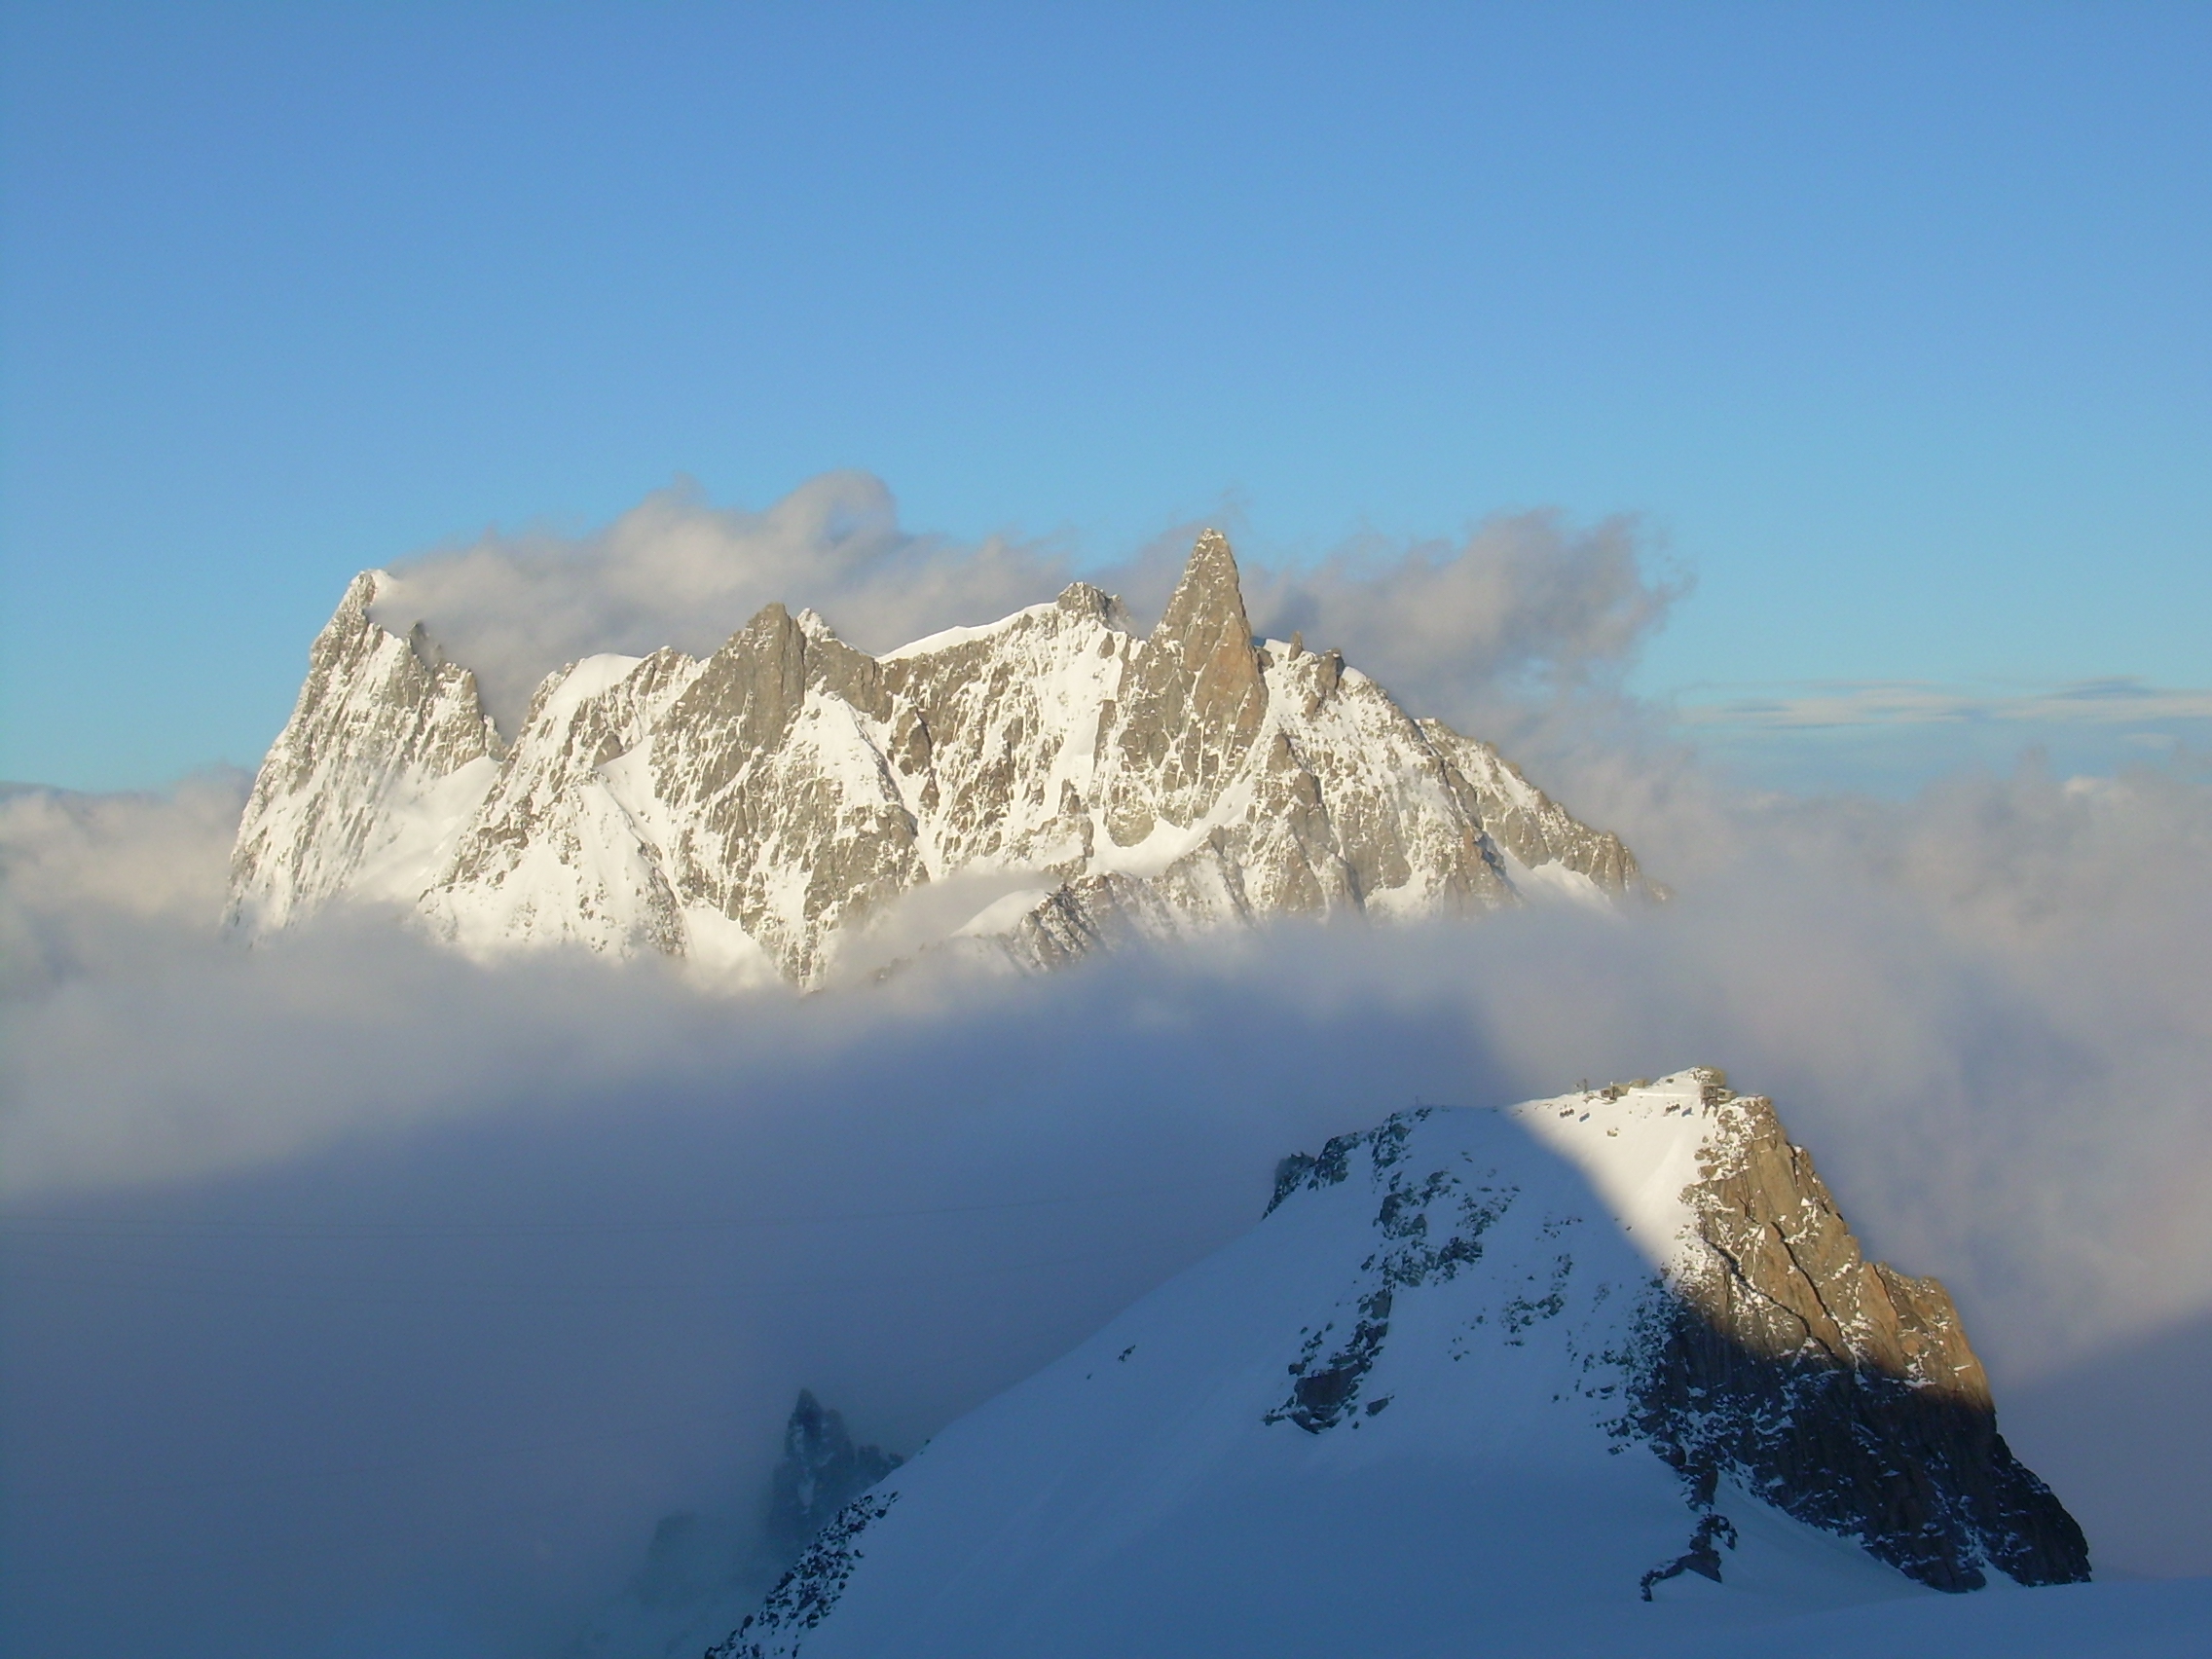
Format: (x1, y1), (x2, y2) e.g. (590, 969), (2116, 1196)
(710, 1073), (2086, 1659)
(228, 532), (1650, 983)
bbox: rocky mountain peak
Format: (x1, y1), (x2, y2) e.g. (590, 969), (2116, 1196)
(224, 565), (501, 934)
(1151, 529), (1264, 724)
(1638, 1075), (2085, 1591)
(1100, 530), (1271, 845)
(1051, 579), (1130, 629)
(230, 531), (1655, 981)
(1154, 528), (1251, 647)
(563, 1389), (901, 1659)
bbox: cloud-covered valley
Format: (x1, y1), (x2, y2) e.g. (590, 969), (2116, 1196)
(5, 481), (2211, 1656)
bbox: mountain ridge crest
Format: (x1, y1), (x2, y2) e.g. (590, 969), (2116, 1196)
(228, 532), (1652, 983)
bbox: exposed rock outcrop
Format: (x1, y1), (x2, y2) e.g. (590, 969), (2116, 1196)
(1633, 1072), (2089, 1591)
(1227, 1073), (2085, 1593)
(762, 1390), (903, 1567)
(226, 572), (501, 931)
(562, 1390), (901, 1659)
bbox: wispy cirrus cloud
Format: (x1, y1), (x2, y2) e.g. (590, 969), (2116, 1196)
(1664, 677), (2212, 798)
(1676, 676), (2212, 731)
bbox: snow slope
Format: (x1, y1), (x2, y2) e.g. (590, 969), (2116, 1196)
(710, 1073), (2094, 1658)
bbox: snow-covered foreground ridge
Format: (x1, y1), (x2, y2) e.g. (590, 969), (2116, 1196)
(226, 532), (1649, 983)
(716, 1072), (2089, 1659)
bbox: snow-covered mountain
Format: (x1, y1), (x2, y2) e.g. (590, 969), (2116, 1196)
(710, 1071), (2090, 1659)
(226, 532), (1649, 983)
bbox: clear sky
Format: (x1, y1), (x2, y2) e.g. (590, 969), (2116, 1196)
(3, 1), (2206, 790)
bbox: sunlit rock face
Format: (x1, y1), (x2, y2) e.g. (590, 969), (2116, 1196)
(226, 572), (503, 933)
(228, 531), (1651, 984)
(1631, 1072), (2088, 1593)
(709, 1073), (2086, 1659)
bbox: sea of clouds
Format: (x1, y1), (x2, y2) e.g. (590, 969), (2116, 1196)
(4, 477), (2209, 1658)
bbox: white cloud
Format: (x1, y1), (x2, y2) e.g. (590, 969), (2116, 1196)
(370, 472), (1076, 732)
(1239, 510), (1686, 733)
(0, 770), (248, 997)
(362, 476), (1684, 745)
(8, 754), (2212, 1370)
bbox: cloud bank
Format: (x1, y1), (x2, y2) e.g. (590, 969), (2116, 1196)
(366, 474), (1680, 741)
(1238, 510), (1684, 745)
(1670, 677), (2212, 797)
(8, 495), (2212, 1654)
(6, 761), (2212, 1659)
(367, 473), (1075, 733)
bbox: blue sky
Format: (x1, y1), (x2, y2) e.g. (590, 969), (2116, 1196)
(3, 1), (2206, 791)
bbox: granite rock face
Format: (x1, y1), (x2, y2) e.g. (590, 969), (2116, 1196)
(229, 532), (1653, 983)
(1634, 1073), (2089, 1591)
(227, 572), (502, 930)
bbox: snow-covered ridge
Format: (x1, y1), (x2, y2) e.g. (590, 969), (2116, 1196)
(874, 599), (1073, 661)
(228, 532), (1654, 983)
(711, 1071), (2086, 1659)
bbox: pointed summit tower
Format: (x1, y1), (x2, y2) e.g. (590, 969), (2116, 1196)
(1153, 528), (1268, 739)
(1154, 529), (1250, 648)
(1101, 530), (1271, 845)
